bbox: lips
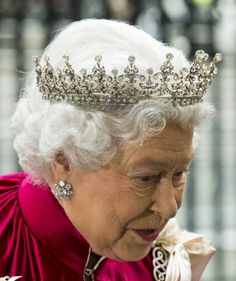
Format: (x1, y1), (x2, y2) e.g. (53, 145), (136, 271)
(132, 229), (160, 242)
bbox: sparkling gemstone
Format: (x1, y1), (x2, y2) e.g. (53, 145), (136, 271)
(59, 181), (65, 187)
(214, 53), (223, 62)
(80, 68), (87, 75)
(111, 68), (118, 75)
(140, 75), (145, 81)
(146, 68), (154, 75)
(128, 56), (135, 63)
(63, 55), (69, 62)
(182, 68), (189, 76)
(95, 55), (102, 62)
(195, 50), (205, 57)
(173, 74), (179, 80)
(32, 56), (39, 63)
(203, 53), (209, 61)
(166, 53), (174, 60)
(161, 82), (167, 89)
(213, 67), (218, 75)
(153, 73), (159, 79)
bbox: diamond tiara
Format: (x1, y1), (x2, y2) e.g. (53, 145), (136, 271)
(33, 50), (222, 111)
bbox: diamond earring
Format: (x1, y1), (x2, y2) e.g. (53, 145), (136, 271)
(52, 180), (73, 200)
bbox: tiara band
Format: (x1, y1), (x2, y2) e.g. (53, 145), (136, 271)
(33, 50), (222, 111)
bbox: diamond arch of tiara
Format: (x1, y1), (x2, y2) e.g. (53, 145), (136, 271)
(33, 50), (222, 111)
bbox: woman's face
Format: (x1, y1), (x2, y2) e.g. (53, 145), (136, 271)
(52, 123), (195, 261)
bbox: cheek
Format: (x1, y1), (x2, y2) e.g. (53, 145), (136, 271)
(75, 178), (130, 229)
(70, 193), (124, 254)
(112, 183), (152, 221)
(90, 184), (152, 241)
(175, 187), (185, 208)
(72, 175), (151, 241)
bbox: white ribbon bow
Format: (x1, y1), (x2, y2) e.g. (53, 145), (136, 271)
(153, 218), (215, 281)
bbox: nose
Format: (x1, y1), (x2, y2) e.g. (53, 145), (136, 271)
(149, 177), (178, 219)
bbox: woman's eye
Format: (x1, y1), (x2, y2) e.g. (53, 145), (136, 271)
(173, 170), (189, 183)
(135, 175), (161, 186)
(174, 171), (184, 178)
(137, 176), (153, 182)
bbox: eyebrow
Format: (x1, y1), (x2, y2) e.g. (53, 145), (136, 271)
(129, 153), (195, 171)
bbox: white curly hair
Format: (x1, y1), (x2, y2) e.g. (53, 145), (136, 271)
(11, 19), (215, 183)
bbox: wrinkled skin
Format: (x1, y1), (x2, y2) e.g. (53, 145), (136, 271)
(49, 122), (195, 261)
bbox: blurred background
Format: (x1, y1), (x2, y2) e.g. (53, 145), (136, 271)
(0, 0), (235, 280)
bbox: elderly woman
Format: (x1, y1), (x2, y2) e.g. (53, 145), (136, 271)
(0, 19), (221, 281)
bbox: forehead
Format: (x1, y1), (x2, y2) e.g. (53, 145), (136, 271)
(143, 122), (193, 149)
(115, 123), (195, 170)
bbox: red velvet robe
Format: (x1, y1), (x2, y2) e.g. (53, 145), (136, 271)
(0, 173), (155, 281)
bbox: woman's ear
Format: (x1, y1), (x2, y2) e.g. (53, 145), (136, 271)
(50, 152), (71, 183)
